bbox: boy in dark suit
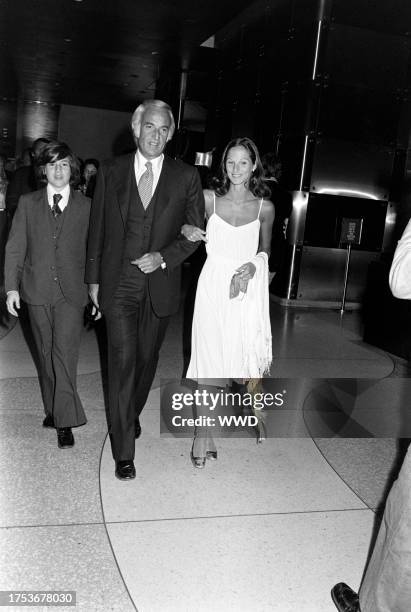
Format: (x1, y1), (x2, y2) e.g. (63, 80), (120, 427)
(5, 141), (91, 449)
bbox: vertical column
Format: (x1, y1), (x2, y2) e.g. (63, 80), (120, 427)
(16, 99), (59, 155)
(277, 0), (331, 299)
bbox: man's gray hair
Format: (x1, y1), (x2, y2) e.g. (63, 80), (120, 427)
(131, 100), (175, 141)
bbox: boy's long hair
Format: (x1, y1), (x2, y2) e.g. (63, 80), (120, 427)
(37, 141), (81, 187)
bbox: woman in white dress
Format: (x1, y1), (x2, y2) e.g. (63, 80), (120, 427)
(182, 137), (275, 468)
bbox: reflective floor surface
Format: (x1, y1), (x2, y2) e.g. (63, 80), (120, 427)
(0, 297), (409, 611)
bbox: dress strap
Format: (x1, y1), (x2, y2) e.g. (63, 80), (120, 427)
(213, 191), (216, 214)
(257, 197), (264, 220)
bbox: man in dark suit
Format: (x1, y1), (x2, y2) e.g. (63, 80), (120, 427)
(5, 141), (90, 449)
(86, 99), (204, 480)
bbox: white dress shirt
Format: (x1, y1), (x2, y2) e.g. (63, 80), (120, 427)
(47, 183), (70, 211)
(389, 218), (411, 299)
(134, 150), (164, 195)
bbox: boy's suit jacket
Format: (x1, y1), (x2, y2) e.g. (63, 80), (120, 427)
(5, 188), (91, 307)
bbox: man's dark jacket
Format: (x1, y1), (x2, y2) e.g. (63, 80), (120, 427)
(85, 153), (205, 317)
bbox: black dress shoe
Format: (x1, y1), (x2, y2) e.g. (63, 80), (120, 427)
(135, 419), (141, 439)
(115, 460), (136, 480)
(43, 414), (55, 428)
(331, 583), (360, 612)
(57, 427), (74, 449)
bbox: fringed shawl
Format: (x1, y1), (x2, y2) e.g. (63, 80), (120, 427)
(233, 251), (272, 378)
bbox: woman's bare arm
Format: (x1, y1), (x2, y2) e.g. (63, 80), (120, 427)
(181, 189), (214, 241)
(258, 200), (275, 256)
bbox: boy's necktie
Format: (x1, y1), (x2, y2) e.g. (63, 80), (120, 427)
(52, 193), (63, 217)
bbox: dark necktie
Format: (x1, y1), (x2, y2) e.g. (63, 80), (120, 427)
(138, 161), (153, 209)
(52, 193), (63, 218)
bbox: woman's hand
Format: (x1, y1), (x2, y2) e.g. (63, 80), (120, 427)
(236, 261), (256, 281)
(87, 283), (102, 320)
(181, 224), (207, 242)
(229, 261), (256, 298)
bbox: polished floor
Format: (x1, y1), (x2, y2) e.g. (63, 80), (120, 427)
(0, 290), (409, 611)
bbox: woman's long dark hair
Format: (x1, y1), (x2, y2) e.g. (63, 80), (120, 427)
(211, 137), (270, 198)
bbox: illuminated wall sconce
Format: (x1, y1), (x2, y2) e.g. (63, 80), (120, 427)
(194, 151), (213, 167)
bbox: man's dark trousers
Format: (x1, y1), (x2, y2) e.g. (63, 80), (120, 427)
(105, 269), (169, 461)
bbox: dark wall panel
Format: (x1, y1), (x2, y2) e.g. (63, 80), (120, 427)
(331, 0), (411, 36)
(324, 24), (410, 90)
(285, 24), (319, 81)
(317, 84), (402, 145)
(310, 138), (394, 200)
(304, 193), (388, 251)
(209, 0), (411, 198)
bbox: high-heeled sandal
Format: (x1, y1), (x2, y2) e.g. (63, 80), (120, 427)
(205, 434), (218, 460)
(255, 416), (267, 444)
(206, 450), (217, 460)
(246, 378), (267, 444)
(190, 437), (206, 469)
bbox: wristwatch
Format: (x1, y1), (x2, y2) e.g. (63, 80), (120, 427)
(159, 254), (167, 270)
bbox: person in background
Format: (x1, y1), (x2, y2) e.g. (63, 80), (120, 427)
(332, 444), (411, 612)
(86, 99), (204, 481)
(79, 158), (99, 198)
(0, 155), (9, 212)
(0, 155), (9, 284)
(261, 152), (293, 284)
(16, 148), (33, 169)
(4, 141), (91, 450)
(331, 219), (411, 612)
(6, 137), (50, 220)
